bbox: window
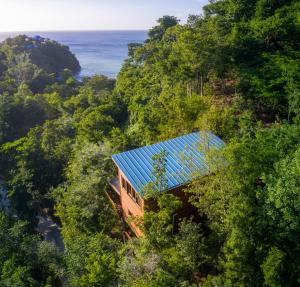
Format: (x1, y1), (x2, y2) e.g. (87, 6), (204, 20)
(121, 176), (142, 207)
(129, 185), (135, 197)
(136, 195), (142, 206)
(121, 177), (126, 189)
(126, 182), (132, 195)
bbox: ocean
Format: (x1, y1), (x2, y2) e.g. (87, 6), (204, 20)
(0, 31), (148, 78)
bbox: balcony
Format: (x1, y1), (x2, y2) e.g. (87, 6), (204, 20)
(106, 177), (122, 213)
(109, 177), (121, 196)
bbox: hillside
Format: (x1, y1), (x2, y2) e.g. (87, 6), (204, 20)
(0, 0), (299, 286)
(0, 35), (80, 75)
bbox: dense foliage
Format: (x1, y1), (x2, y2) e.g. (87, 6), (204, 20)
(0, 0), (299, 286)
(0, 35), (80, 98)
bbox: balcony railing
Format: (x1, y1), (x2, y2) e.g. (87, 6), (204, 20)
(109, 177), (121, 196)
(106, 177), (122, 216)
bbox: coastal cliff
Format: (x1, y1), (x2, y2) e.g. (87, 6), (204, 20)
(0, 35), (80, 77)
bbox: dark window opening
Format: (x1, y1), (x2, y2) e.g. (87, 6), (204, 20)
(121, 176), (142, 206)
(121, 177), (126, 189)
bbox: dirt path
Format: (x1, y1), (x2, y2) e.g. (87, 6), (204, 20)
(0, 180), (10, 211)
(36, 215), (64, 252)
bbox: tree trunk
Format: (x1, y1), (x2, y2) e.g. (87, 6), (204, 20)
(200, 73), (203, 97)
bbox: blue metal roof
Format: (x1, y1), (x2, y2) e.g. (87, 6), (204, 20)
(112, 131), (225, 195)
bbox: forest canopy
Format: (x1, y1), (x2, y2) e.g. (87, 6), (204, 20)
(0, 0), (299, 286)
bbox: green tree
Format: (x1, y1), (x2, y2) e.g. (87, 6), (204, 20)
(6, 53), (42, 86)
(0, 212), (64, 286)
(148, 16), (179, 41)
(54, 142), (119, 237)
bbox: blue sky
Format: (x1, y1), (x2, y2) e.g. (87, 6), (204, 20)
(0, 0), (209, 32)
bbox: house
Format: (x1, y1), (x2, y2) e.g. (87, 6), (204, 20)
(109, 131), (225, 237)
(33, 35), (44, 42)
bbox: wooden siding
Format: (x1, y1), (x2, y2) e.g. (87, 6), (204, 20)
(118, 168), (144, 237)
(113, 166), (200, 238)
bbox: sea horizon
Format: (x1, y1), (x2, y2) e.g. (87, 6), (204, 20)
(0, 29), (148, 33)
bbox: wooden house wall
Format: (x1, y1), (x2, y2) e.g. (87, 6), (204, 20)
(118, 168), (144, 237)
(117, 166), (200, 237)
